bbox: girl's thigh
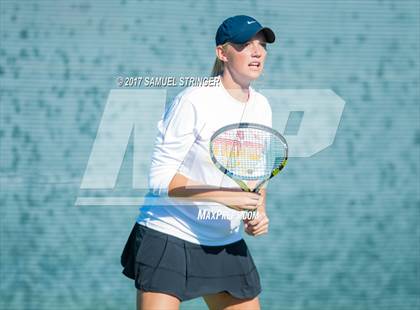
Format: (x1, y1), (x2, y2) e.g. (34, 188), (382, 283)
(203, 292), (260, 310)
(137, 290), (181, 310)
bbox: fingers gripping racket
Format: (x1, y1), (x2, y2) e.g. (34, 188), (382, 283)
(210, 123), (288, 194)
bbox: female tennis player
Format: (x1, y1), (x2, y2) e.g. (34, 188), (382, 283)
(121, 15), (275, 310)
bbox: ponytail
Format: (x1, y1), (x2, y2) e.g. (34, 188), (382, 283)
(211, 43), (229, 77)
(211, 57), (224, 77)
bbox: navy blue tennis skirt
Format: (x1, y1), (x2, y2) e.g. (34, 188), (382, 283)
(120, 223), (261, 301)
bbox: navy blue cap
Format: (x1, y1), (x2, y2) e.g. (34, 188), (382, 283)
(215, 15), (275, 46)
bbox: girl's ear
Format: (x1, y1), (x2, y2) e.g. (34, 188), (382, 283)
(215, 45), (228, 62)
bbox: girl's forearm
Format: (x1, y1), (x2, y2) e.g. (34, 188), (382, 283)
(168, 173), (241, 204)
(167, 173), (262, 211)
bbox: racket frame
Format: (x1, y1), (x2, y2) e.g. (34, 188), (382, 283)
(209, 122), (288, 193)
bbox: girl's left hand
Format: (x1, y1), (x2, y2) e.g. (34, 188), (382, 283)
(243, 211), (270, 236)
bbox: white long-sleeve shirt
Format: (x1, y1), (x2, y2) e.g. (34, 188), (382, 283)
(137, 81), (272, 245)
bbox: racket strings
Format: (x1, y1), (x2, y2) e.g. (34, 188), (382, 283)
(212, 128), (287, 180)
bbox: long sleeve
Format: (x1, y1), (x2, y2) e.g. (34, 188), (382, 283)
(148, 95), (198, 196)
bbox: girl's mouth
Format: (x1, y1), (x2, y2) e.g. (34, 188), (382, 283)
(248, 61), (261, 68)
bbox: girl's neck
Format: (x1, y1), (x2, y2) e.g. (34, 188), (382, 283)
(220, 71), (250, 103)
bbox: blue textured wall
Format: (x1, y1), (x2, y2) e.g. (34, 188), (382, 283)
(0, 0), (419, 309)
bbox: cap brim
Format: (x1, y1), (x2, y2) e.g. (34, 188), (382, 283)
(227, 26), (276, 45)
(258, 27), (275, 43)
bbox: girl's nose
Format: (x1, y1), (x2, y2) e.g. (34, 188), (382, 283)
(251, 43), (263, 56)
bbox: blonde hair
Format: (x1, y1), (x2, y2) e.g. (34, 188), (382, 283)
(211, 43), (229, 76)
(211, 58), (224, 76)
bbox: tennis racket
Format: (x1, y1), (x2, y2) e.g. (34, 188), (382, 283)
(209, 123), (288, 195)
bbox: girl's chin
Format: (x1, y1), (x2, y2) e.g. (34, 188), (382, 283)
(228, 69), (263, 83)
(246, 70), (263, 80)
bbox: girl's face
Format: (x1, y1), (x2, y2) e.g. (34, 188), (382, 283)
(222, 32), (267, 82)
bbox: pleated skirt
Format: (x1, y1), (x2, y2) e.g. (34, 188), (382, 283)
(120, 222), (261, 301)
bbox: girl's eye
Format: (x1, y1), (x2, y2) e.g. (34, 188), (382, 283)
(245, 42), (267, 50)
(233, 43), (249, 51)
(233, 41), (266, 51)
